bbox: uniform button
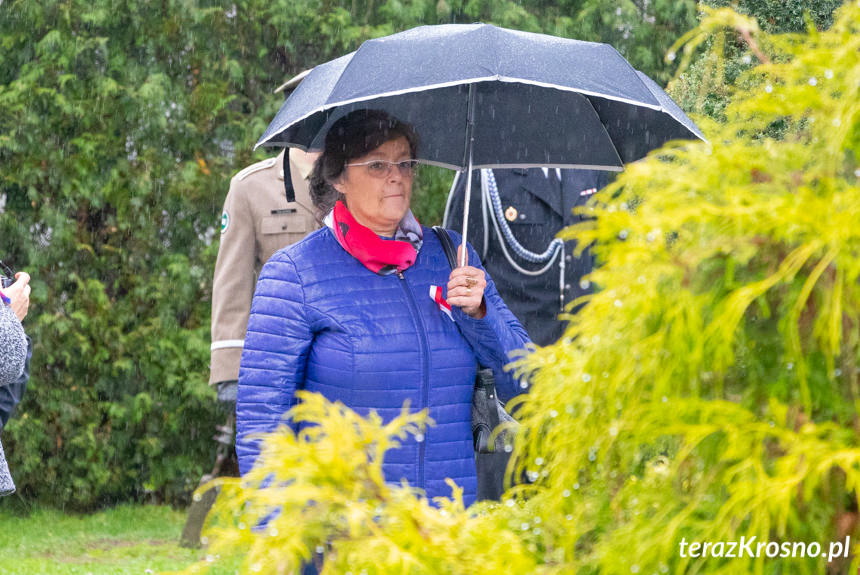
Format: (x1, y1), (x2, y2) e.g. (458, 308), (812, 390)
(519, 213), (526, 220)
(565, 284), (571, 290)
(565, 255), (572, 262)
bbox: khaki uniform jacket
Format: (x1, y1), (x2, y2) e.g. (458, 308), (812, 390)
(209, 149), (319, 384)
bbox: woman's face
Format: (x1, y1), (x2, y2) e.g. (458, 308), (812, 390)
(332, 136), (413, 236)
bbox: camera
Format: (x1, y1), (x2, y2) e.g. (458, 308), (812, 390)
(0, 260), (15, 289)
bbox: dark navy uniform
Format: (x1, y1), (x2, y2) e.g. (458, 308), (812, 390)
(444, 168), (610, 347)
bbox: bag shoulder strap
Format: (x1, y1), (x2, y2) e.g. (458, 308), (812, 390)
(432, 226), (457, 271)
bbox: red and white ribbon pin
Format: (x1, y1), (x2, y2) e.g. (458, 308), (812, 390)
(430, 285), (453, 321)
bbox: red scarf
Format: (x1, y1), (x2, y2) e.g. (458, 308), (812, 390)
(328, 201), (422, 275)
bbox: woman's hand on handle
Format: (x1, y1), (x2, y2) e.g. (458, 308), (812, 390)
(447, 246), (486, 319)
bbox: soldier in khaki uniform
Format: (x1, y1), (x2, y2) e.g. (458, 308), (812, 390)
(180, 147), (320, 548)
(209, 147), (318, 389)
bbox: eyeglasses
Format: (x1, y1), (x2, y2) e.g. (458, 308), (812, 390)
(344, 159), (419, 179)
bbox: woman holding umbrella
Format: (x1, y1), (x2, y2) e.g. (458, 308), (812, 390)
(236, 109), (530, 506)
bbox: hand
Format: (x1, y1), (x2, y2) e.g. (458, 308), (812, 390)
(447, 246), (486, 319)
(4, 272), (31, 321)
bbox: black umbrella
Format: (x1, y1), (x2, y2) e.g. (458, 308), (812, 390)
(257, 24), (705, 263)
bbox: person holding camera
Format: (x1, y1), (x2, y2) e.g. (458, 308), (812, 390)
(0, 264), (32, 496)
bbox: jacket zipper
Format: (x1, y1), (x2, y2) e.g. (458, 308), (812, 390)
(397, 270), (430, 490)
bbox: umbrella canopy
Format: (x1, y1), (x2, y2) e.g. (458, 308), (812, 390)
(256, 23), (705, 172)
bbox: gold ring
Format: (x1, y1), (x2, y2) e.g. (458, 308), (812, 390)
(465, 276), (477, 288)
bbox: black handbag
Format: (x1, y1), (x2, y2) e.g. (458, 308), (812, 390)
(432, 227), (518, 500)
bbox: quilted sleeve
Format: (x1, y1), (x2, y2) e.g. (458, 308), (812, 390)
(447, 231), (532, 403)
(236, 251), (313, 476)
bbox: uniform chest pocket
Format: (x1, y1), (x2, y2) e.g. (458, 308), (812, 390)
(501, 199), (561, 253)
(261, 214), (308, 235)
(260, 214), (311, 261)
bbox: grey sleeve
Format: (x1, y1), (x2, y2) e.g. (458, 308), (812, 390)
(0, 306), (27, 387)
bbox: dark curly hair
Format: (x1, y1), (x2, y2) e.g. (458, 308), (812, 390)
(309, 109), (419, 222)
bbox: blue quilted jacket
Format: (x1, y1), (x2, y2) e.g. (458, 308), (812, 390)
(236, 226), (530, 505)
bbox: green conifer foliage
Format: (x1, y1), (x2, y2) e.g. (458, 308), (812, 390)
(190, 4), (860, 574)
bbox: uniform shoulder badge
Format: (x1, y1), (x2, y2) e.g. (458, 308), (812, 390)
(505, 206), (518, 222)
(221, 211), (230, 234)
(235, 157), (278, 182)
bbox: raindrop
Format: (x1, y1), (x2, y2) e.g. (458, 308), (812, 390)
(835, 368), (843, 377)
(565, 404), (574, 414)
(765, 84), (773, 93)
(614, 299), (623, 308)
(809, 77), (817, 86)
(579, 279), (590, 290)
(667, 51), (676, 62)
(631, 565), (640, 573)
(205, 555), (215, 564)
(201, 536), (209, 545)
(533, 528), (542, 535)
(505, 499), (515, 507)
(549, 409), (558, 418)
(316, 546), (325, 554)
(609, 425), (619, 437)
(562, 489), (571, 498)
(238, 522), (246, 530)
(855, 169), (860, 178)
(521, 522), (530, 531)
(833, 118), (842, 127)
(741, 55), (751, 65)
(825, 69), (834, 79)
(619, 229), (629, 239)
(566, 514), (574, 521)
(534, 517), (542, 524)
(535, 457), (544, 465)
(662, 396), (668, 403)
(192, 493), (202, 502)
(251, 564), (263, 573)
(787, 362), (794, 371)
(504, 443), (513, 453)
(573, 482), (580, 490)
(637, 275), (646, 284)
(582, 373), (592, 382)
(268, 527), (279, 537)
(520, 381), (529, 389)
(527, 471), (540, 482)
(415, 433), (425, 443)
